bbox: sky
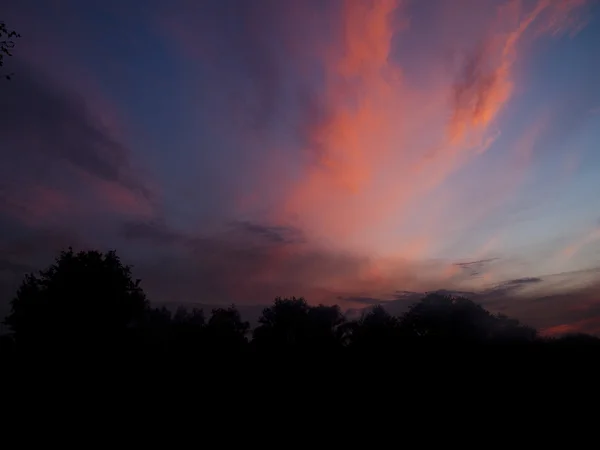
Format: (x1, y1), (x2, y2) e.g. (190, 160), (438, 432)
(1, 0), (599, 335)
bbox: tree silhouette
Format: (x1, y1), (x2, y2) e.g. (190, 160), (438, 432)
(253, 297), (310, 350)
(204, 306), (249, 352)
(490, 312), (537, 342)
(346, 304), (402, 351)
(253, 297), (345, 352)
(307, 304), (346, 350)
(173, 306), (205, 327)
(134, 306), (173, 352)
(4, 248), (148, 352)
(170, 307), (206, 353)
(0, 21), (21, 80)
(399, 293), (536, 344)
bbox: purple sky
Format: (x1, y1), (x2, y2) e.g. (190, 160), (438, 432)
(1, 0), (600, 335)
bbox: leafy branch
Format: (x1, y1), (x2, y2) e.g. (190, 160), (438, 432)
(0, 21), (21, 80)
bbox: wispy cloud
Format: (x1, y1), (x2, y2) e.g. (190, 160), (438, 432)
(0, 63), (148, 194)
(0, 61), (156, 226)
(454, 258), (500, 277)
(560, 227), (600, 260)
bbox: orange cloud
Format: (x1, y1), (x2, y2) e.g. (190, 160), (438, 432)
(280, 0), (439, 249)
(278, 0), (588, 262)
(305, 0), (400, 194)
(447, 0), (586, 146)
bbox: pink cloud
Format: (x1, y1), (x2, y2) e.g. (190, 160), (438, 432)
(542, 316), (600, 337)
(275, 0), (590, 263)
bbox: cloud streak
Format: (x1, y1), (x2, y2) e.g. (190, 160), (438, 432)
(0, 63), (147, 192)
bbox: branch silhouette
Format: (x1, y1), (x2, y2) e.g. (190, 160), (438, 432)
(0, 21), (21, 80)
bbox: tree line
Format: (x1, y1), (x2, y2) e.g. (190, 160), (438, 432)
(2, 248), (598, 361)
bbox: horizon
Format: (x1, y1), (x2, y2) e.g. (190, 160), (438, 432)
(1, 0), (599, 336)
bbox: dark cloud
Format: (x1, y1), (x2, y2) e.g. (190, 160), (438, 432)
(339, 296), (389, 306)
(0, 60), (152, 200)
(454, 258), (499, 267)
(485, 277), (543, 296)
(470, 277), (545, 311)
(233, 221), (304, 245)
(453, 258), (499, 276)
(122, 219), (304, 248)
(121, 220), (184, 246)
(506, 277), (543, 285)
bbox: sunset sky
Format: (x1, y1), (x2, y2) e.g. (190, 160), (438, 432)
(1, 0), (599, 335)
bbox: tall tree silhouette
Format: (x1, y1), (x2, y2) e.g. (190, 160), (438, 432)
(306, 304), (346, 350)
(346, 305), (402, 352)
(204, 306), (249, 352)
(253, 297), (310, 350)
(0, 21), (20, 80)
(4, 248), (148, 351)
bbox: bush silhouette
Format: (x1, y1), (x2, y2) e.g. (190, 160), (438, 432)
(4, 248), (147, 352)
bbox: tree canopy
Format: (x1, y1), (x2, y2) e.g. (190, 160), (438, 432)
(252, 297), (344, 352)
(4, 248), (147, 350)
(400, 293), (537, 343)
